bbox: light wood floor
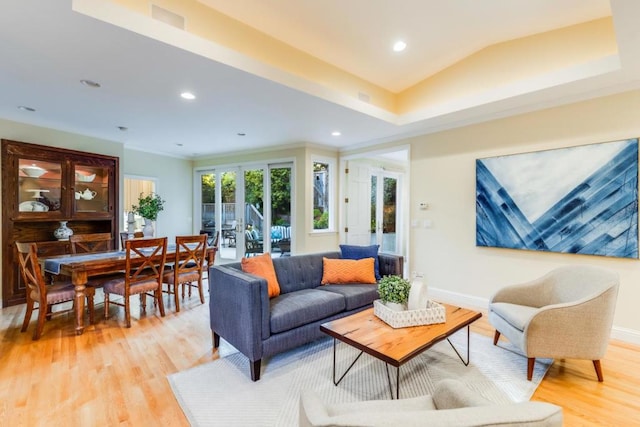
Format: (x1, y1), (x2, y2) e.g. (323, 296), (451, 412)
(1, 287), (639, 426)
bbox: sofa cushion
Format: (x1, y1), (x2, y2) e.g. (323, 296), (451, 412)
(270, 289), (345, 334)
(340, 244), (381, 280)
(321, 257), (377, 285)
(241, 253), (281, 298)
(272, 252), (340, 294)
(318, 284), (378, 311)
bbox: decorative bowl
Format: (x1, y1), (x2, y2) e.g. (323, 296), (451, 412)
(20, 164), (47, 178)
(75, 172), (96, 182)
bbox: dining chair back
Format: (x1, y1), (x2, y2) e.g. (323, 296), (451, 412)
(103, 237), (168, 327)
(119, 231), (144, 250)
(16, 241), (95, 340)
(162, 234), (208, 312)
(70, 233), (113, 254)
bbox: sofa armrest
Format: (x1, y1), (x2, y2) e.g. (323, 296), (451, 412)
(378, 253), (404, 277)
(209, 265), (270, 362)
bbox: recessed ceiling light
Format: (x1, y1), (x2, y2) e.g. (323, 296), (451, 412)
(180, 91), (196, 100)
(17, 105), (35, 112)
(393, 40), (407, 52)
(80, 79), (101, 88)
(331, 131), (341, 137)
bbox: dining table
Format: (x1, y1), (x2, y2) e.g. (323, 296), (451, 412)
(40, 242), (217, 335)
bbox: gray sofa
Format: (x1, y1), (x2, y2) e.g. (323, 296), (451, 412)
(209, 251), (403, 381)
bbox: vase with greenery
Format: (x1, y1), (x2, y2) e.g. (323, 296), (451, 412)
(377, 275), (411, 311)
(132, 192), (165, 237)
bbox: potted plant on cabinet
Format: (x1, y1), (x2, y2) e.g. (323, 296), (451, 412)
(377, 275), (411, 311)
(132, 192), (165, 237)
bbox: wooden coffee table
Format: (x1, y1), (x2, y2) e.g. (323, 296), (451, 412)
(320, 303), (482, 399)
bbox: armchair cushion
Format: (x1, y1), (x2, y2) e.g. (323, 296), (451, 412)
(490, 303), (539, 332)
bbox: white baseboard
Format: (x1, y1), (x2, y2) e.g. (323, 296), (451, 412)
(430, 287), (640, 347)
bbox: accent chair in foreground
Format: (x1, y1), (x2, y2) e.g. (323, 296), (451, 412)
(299, 378), (563, 426)
(489, 265), (619, 381)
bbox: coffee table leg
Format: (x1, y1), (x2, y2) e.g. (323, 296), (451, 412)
(332, 338), (364, 386)
(446, 324), (471, 366)
(384, 364), (401, 399)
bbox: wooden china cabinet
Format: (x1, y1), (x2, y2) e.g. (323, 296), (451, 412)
(1, 139), (119, 307)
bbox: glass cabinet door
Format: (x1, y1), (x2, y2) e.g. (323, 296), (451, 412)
(18, 159), (63, 213)
(73, 163), (111, 215)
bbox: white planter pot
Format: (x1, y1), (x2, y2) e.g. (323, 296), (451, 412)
(142, 218), (154, 237)
(385, 301), (406, 311)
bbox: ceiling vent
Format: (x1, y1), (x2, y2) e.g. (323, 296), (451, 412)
(358, 92), (371, 103)
(151, 4), (185, 30)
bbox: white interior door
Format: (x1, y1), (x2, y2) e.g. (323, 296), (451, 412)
(344, 161), (373, 245)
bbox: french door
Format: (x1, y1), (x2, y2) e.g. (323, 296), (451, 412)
(344, 161), (402, 254)
(197, 163), (292, 262)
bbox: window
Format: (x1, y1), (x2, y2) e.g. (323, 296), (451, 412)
(123, 176), (156, 233)
(312, 159), (334, 231)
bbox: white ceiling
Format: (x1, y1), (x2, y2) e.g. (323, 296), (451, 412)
(1, 0), (639, 159)
(200, 0), (611, 92)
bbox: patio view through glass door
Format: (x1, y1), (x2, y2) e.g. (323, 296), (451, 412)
(371, 173), (399, 253)
(198, 163), (292, 262)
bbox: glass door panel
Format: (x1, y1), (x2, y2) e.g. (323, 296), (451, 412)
(18, 159), (63, 213)
(200, 173), (216, 244)
(382, 177), (398, 253)
(73, 163), (111, 215)
(270, 166), (292, 256)
(244, 168), (264, 257)
(371, 173), (399, 253)
(219, 170), (238, 261)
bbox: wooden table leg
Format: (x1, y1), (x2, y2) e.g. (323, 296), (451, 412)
(72, 271), (88, 335)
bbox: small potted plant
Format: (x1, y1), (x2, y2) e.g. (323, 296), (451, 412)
(132, 192), (165, 236)
(377, 275), (411, 311)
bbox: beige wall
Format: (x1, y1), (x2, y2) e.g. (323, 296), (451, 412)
(122, 148), (194, 240)
(391, 89), (640, 341)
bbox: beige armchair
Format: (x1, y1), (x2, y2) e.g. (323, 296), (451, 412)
(299, 379), (563, 427)
(489, 265), (619, 382)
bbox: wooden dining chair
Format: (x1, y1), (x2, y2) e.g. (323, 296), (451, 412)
(119, 231), (144, 250)
(162, 234), (208, 312)
(70, 233), (113, 254)
(16, 242), (95, 340)
(103, 237), (167, 327)
(69, 232), (124, 291)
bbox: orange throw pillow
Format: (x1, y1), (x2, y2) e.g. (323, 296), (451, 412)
(241, 253), (281, 298)
(321, 257), (377, 285)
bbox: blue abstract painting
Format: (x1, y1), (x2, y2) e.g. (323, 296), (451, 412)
(476, 138), (639, 258)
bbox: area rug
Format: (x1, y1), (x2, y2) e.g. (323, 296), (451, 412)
(168, 332), (552, 426)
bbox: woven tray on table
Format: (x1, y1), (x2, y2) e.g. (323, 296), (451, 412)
(373, 299), (446, 328)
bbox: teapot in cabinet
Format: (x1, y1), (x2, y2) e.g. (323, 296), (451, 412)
(75, 188), (97, 200)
